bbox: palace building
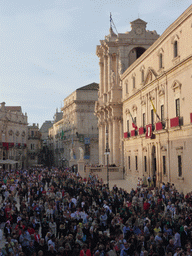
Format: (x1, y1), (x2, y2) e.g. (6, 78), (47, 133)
(121, 5), (192, 193)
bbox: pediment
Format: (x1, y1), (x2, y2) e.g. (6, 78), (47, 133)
(172, 80), (182, 92)
(144, 68), (158, 85)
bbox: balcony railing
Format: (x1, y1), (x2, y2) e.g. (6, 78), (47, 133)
(170, 116), (183, 128)
(139, 127), (145, 135)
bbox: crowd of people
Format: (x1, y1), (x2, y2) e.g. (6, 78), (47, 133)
(0, 167), (192, 256)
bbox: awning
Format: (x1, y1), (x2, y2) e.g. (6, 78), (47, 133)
(0, 159), (18, 164)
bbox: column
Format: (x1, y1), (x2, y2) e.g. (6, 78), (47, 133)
(108, 54), (112, 90)
(119, 119), (123, 166)
(108, 120), (113, 164)
(99, 123), (105, 165)
(113, 117), (120, 166)
(116, 54), (119, 86)
(104, 55), (108, 94)
(99, 60), (104, 95)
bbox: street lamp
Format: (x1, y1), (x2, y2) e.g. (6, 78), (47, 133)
(105, 127), (110, 187)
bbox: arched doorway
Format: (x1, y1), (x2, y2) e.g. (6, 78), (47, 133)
(129, 47), (146, 66)
(151, 145), (156, 176)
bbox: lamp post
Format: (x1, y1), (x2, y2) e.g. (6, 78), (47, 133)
(105, 127), (110, 187)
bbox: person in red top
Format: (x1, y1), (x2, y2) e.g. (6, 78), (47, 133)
(28, 225), (35, 235)
(143, 200), (150, 212)
(80, 244), (91, 256)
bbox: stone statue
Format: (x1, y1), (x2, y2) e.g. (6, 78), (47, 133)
(111, 70), (116, 87)
(70, 149), (74, 160)
(119, 61), (125, 75)
(79, 147), (84, 160)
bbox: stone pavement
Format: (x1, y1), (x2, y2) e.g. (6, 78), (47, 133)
(105, 178), (137, 192)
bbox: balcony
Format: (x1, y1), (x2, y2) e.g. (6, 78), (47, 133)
(139, 127), (145, 135)
(170, 116), (183, 128)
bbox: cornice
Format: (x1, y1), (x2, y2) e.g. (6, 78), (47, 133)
(121, 5), (192, 80)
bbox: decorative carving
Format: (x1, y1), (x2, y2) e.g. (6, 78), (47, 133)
(161, 146), (167, 151)
(143, 147), (147, 152)
(159, 84), (165, 96)
(172, 80), (182, 92)
(111, 70), (116, 87)
(141, 96), (146, 105)
(8, 130), (13, 136)
(132, 104), (137, 112)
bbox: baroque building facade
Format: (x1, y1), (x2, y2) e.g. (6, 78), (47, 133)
(27, 123), (41, 167)
(121, 5), (192, 193)
(49, 83), (99, 167)
(95, 19), (159, 166)
(0, 102), (28, 169)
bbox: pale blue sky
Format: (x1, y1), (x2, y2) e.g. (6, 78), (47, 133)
(0, 0), (191, 127)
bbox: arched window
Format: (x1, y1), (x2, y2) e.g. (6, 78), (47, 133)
(174, 41), (178, 58)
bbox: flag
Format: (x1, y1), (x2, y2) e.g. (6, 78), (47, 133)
(129, 111), (138, 130)
(150, 98), (161, 121)
(61, 130), (64, 140)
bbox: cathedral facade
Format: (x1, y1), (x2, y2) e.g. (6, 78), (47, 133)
(95, 19), (159, 166)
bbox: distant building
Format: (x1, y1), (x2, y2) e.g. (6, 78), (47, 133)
(27, 123), (41, 167)
(0, 102), (28, 169)
(40, 120), (53, 144)
(49, 83), (99, 167)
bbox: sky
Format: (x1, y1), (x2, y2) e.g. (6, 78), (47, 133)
(0, 0), (191, 127)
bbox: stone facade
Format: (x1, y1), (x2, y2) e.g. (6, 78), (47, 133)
(121, 5), (192, 193)
(27, 123), (41, 167)
(95, 19), (159, 166)
(0, 102), (28, 169)
(49, 83), (99, 167)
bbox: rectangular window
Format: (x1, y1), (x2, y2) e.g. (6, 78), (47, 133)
(143, 113), (146, 127)
(163, 156), (166, 175)
(144, 156), (147, 172)
(135, 156), (138, 170)
(127, 120), (129, 133)
(133, 77), (135, 89)
(128, 156), (130, 170)
(176, 98), (180, 117)
(31, 131), (34, 137)
(85, 144), (90, 156)
(161, 105), (164, 121)
(151, 109), (154, 124)
(178, 155), (182, 177)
